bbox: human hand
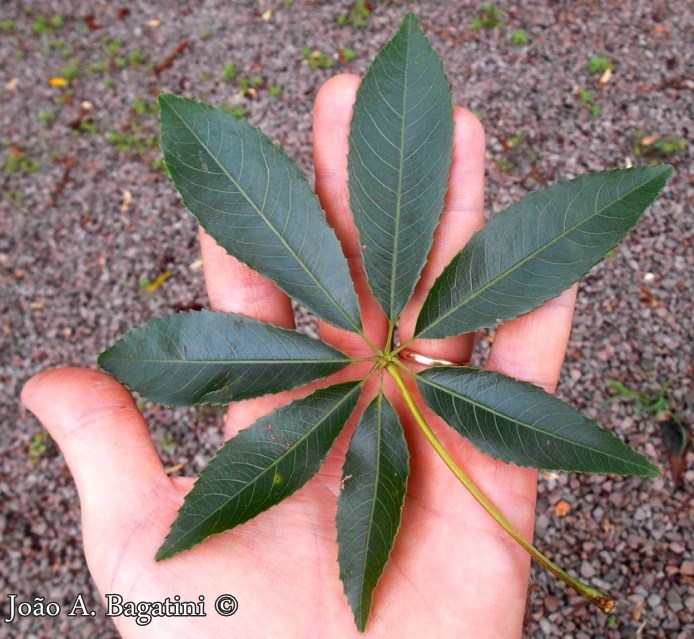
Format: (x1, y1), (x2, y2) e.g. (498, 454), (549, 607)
(22, 74), (577, 638)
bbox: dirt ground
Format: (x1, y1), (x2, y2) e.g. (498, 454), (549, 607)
(1, 1), (692, 637)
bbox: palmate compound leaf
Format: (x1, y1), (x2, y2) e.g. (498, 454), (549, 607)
(94, 11), (673, 630)
(415, 165), (674, 339)
(337, 393), (409, 631)
(348, 13), (453, 322)
(98, 310), (352, 406)
(417, 367), (660, 476)
(156, 381), (362, 560)
(159, 94), (361, 333)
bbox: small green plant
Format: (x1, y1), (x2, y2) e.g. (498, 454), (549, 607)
(651, 136), (687, 156)
(33, 15), (63, 35)
(577, 87), (602, 116)
(340, 47), (357, 62)
(268, 84), (283, 98)
(133, 96), (158, 117)
(99, 15), (671, 631)
(633, 133), (688, 159)
(102, 36), (124, 57)
(106, 98), (160, 153)
(508, 132), (524, 148)
(220, 104), (247, 119)
(160, 432), (177, 454)
(28, 430), (51, 464)
(75, 120), (98, 136)
(221, 64), (237, 82)
(471, 4), (503, 30)
(5, 149), (42, 174)
(128, 50), (147, 66)
(608, 380), (672, 417)
(497, 156), (514, 173)
(337, 0), (372, 28)
(0, 19), (17, 34)
(151, 157), (168, 174)
(38, 110), (55, 126)
(61, 58), (80, 81)
(302, 47), (335, 70)
(107, 130), (159, 154)
(510, 28), (530, 45)
(587, 55), (611, 74)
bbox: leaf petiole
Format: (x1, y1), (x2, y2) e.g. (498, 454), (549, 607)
(386, 361), (616, 613)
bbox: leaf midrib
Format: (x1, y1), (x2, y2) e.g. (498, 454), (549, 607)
(419, 373), (653, 471)
(105, 356), (350, 366)
(358, 395), (384, 617)
(417, 170), (666, 338)
(388, 26), (411, 321)
(165, 98), (360, 333)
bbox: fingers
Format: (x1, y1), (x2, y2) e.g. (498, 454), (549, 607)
(398, 107), (486, 364)
(20, 368), (175, 564)
(312, 71), (575, 390)
(313, 76), (486, 362)
(313, 74), (389, 354)
(487, 285), (578, 392)
(200, 229), (295, 328)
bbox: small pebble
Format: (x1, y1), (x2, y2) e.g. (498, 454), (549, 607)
(535, 513), (550, 537)
(544, 595), (560, 612)
(538, 618), (553, 635)
(634, 506), (650, 521)
(580, 560), (597, 579)
(667, 589), (684, 613)
(648, 593), (662, 607)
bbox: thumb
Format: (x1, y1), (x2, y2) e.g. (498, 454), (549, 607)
(21, 368), (177, 567)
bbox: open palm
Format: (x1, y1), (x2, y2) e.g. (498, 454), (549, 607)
(22, 74), (578, 638)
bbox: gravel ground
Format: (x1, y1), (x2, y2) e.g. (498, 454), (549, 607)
(1, 1), (692, 637)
